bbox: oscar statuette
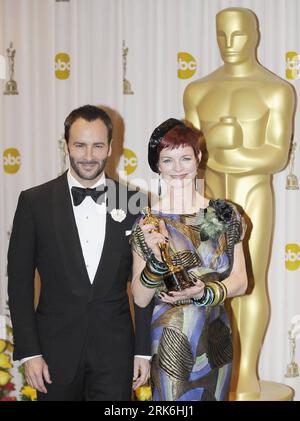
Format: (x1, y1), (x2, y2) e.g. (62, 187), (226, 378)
(143, 208), (193, 292)
(285, 315), (300, 378)
(4, 42), (19, 95)
(122, 40), (134, 95)
(286, 143), (299, 190)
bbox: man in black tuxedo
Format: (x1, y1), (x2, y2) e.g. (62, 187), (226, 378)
(7, 105), (152, 401)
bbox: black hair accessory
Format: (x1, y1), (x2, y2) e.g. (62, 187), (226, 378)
(148, 118), (185, 173)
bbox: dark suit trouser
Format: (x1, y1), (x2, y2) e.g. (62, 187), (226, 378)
(37, 322), (134, 401)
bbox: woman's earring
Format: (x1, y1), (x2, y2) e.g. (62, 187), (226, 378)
(158, 174), (162, 197)
(195, 159), (200, 191)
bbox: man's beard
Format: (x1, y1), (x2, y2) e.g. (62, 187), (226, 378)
(69, 155), (108, 181)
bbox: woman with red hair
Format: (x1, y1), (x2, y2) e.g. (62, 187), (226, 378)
(130, 118), (248, 401)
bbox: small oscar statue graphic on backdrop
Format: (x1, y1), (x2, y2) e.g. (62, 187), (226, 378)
(285, 315), (300, 377)
(122, 40), (134, 95)
(286, 142), (299, 190)
(58, 134), (67, 176)
(4, 42), (19, 95)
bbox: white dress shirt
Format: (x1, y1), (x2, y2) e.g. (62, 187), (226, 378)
(68, 170), (107, 283)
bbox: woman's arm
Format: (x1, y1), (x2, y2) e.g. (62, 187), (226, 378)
(131, 250), (157, 308)
(222, 242), (248, 297)
(131, 217), (169, 308)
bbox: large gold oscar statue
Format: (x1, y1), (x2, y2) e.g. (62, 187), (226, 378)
(184, 7), (295, 400)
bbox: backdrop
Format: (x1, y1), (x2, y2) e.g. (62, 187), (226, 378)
(0, 0), (299, 400)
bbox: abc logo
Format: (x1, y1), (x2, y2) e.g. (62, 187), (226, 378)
(123, 148), (137, 175)
(178, 52), (197, 79)
(286, 51), (300, 80)
(3, 148), (21, 174)
(55, 53), (70, 79)
(285, 243), (300, 271)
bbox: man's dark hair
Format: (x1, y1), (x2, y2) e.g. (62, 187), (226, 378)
(64, 105), (113, 144)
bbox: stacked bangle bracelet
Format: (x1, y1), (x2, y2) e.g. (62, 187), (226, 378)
(140, 256), (168, 288)
(192, 280), (228, 307)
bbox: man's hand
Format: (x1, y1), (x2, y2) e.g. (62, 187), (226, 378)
(24, 356), (52, 393)
(133, 357), (151, 390)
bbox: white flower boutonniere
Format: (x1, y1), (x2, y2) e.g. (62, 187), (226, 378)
(110, 208), (126, 222)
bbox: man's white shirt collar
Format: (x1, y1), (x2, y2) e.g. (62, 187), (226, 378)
(67, 169), (106, 191)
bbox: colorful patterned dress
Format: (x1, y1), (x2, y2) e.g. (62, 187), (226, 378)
(131, 199), (245, 401)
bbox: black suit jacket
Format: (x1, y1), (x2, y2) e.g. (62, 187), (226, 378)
(7, 172), (152, 384)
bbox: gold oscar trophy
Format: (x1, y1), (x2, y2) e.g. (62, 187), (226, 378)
(184, 7), (295, 400)
(58, 134), (67, 176)
(285, 315), (300, 378)
(143, 208), (194, 291)
(285, 335), (299, 378)
(286, 143), (299, 190)
(4, 42), (19, 95)
(122, 40), (134, 95)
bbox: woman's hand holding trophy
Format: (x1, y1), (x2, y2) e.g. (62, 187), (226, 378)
(139, 208), (205, 303)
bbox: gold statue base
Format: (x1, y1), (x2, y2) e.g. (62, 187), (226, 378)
(4, 79), (18, 95)
(230, 381), (294, 401)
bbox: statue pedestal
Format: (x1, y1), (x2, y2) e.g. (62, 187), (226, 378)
(230, 381), (294, 401)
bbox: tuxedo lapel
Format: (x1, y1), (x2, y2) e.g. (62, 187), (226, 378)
(52, 172), (91, 294)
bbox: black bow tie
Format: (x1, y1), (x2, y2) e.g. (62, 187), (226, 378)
(71, 185), (108, 206)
